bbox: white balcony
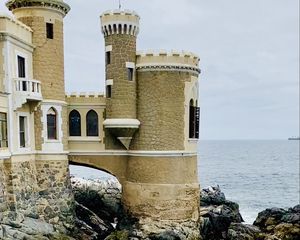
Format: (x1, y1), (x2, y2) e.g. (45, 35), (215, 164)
(13, 78), (42, 110)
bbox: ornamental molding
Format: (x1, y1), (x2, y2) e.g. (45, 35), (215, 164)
(6, 0), (70, 16)
(136, 64), (201, 75)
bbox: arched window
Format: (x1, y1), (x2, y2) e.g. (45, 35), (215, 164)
(189, 99), (195, 138)
(69, 110), (81, 136)
(86, 110), (98, 136)
(47, 107), (57, 139)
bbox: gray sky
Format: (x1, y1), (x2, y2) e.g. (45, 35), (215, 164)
(1, 0), (299, 140)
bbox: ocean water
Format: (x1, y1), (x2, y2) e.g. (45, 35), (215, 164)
(70, 140), (300, 224)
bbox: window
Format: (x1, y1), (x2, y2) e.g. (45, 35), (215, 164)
(127, 68), (133, 81)
(69, 110), (81, 136)
(47, 108), (57, 139)
(46, 23), (54, 39)
(86, 110), (98, 136)
(17, 56), (25, 78)
(106, 85), (112, 98)
(19, 116), (26, 148)
(0, 113), (8, 148)
(106, 51), (111, 65)
(189, 99), (200, 139)
(189, 100), (195, 138)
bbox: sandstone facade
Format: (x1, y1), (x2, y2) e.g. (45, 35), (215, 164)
(1, 1), (201, 236)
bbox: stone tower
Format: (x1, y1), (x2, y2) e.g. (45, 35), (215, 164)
(101, 10), (140, 150)
(5, 0), (74, 224)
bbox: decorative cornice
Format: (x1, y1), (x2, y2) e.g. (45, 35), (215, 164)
(6, 0), (70, 16)
(136, 64), (201, 75)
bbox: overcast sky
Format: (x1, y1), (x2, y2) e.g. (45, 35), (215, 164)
(0, 0), (299, 140)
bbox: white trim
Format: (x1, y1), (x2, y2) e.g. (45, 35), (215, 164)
(15, 50), (28, 79)
(41, 103), (64, 152)
(126, 62), (135, 68)
(106, 79), (113, 86)
(105, 45), (112, 52)
(69, 150), (197, 157)
(16, 111), (31, 153)
(103, 118), (140, 128)
(68, 137), (102, 142)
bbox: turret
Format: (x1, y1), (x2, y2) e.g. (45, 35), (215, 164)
(100, 10), (140, 150)
(6, 0), (70, 152)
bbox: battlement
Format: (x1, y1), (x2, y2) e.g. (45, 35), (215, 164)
(100, 9), (140, 37)
(66, 92), (104, 98)
(136, 50), (201, 75)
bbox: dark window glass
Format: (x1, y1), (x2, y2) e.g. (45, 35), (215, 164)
(127, 68), (133, 81)
(47, 108), (57, 139)
(106, 85), (112, 98)
(69, 110), (81, 136)
(46, 23), (54, 39)
(195, 107), (200, 139)
(189, 100), (195, 139)
(86, 110), (98, 136)
(19, 116), (26, 148)
(0, 113), (8, 148)
(17, 56), (25, 78)
(106, 51), (111, 65)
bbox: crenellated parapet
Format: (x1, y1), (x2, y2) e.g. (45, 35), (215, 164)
(100, 9), (140, 36)
(136, 50), (201, 76)
(6, 0), (70, 16)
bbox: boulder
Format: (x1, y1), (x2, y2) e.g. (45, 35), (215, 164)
(75, 201), (114, 239)
(227, 223), (261, 240)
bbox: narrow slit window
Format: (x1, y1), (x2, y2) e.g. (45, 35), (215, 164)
(47, 108), (57, 139)
(127, 68), (134, 81)
(106, 85), (112, 98)
(106, 51), (111, 65)
(46, 23), (54, 39)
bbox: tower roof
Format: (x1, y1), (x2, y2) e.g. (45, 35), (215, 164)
(100, 9), (140, 37)
(6, 0), (70, 16)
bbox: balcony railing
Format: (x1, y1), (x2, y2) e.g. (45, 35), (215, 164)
(13, 78), (42, 110)
(14, 78), (42, 100)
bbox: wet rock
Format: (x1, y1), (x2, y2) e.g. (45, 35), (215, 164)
(149, 230), (182, 240)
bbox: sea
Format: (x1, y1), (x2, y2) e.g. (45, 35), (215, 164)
(70, 140), (300, 224)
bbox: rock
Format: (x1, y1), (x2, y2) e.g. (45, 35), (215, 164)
(227, 223), (261, 240)
(200, 186), (243, 239)
(104, 230), (129, 240)
(71, 177), (122, 223)
(253, 204), (300, 240)
(149, 231), (182, 240)
(75, 201), (114, 239)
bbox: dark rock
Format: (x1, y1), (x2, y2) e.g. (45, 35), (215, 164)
(75, 201), (114, 239)
(149, 231), (181, 240)
(227, 223), (261, 240)
(104, 230), (129, 240)
(200, 186), (226, 206)
(253, 207), (287, 230)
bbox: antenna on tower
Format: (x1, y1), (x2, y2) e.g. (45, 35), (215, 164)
(119, 0), (121, 9)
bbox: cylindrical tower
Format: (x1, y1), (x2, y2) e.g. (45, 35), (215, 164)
(100, 10), (140, 150)
(124, 51), (201, 226)
(6, 0), (74, 224)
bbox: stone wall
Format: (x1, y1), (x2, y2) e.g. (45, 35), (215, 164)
(0, 160), (8, 220)
(105, 34), (137, 119)
(35, 158), (74, 225)
(131, 71), (191, 151)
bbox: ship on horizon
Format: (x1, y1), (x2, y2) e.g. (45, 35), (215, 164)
(288, 136), (300, 140)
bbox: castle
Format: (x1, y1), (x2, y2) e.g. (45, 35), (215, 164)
(0, 0), (200, 234)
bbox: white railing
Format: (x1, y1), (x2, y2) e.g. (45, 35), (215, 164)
(14, 78), (42, 99)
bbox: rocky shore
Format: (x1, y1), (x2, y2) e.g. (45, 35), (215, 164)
(0, 177), (299, 240)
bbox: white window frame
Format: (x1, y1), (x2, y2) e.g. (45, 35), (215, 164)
(17, 112), (31, 152)
(15, 50), (28, 79)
